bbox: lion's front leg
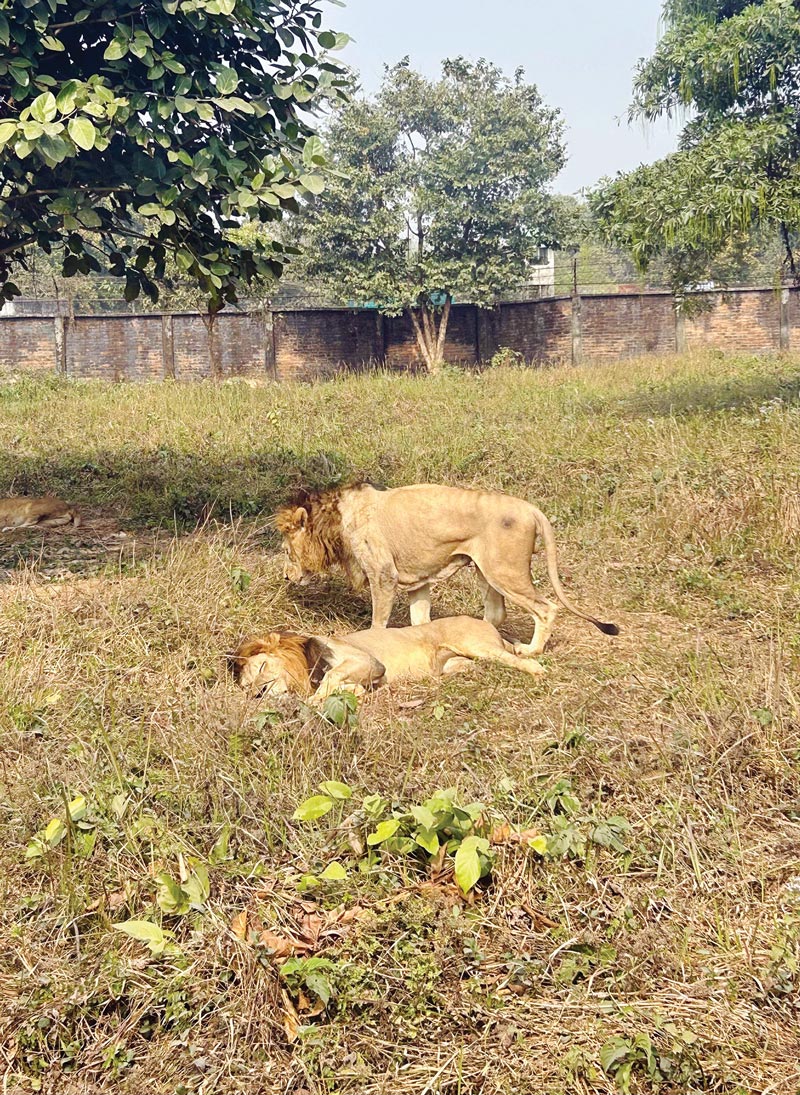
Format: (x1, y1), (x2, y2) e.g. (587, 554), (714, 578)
(369, 565), (399, 628)
(310, 652), (386, 704)
(408, 585), (432, 626)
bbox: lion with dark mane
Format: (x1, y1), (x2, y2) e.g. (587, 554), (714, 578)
(274, 482), (617, 656)
(231, 616), (546, 702)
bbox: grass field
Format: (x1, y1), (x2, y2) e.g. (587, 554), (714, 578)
(1, 351), (799, 1095)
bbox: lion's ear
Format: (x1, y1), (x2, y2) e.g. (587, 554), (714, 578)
(265, 632), (283, 649)
(293, 506), (308, 530)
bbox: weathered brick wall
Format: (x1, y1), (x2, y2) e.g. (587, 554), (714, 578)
(0, 317), (56, 372)
(214, 314), (271, 378)
(581, 293), (677, 361)
(0, 288), (795, 380)
(273, 309), (384, 378)
(66, 316), (164, 380)
(495, 299), (572, 362)
(684, 288), (781, 353)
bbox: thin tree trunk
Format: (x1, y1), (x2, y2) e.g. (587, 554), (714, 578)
(434, 296), (451, 366)
(420, 302), (435, 355)
(780, 221), (798, 284)
(409, 308), (434, 371)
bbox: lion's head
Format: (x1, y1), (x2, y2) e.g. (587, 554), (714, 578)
(273, 488), (353, 585)
(229, 633), (314, 697)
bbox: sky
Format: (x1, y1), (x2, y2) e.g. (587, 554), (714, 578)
(327, 0), (680, 195)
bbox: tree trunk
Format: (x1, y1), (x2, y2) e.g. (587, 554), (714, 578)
(780, 221), (798, 284)
(408, 296), (452, 373)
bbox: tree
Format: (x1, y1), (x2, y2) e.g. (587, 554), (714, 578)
(591, 0), (800, 289)
(290, 58), (568, 371)
(0, 0), (349, 311)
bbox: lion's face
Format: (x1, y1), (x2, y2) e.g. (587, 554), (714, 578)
(276, 506), (320, 585)
(236, 650), (294, 696)
(231, 633), (313, 697)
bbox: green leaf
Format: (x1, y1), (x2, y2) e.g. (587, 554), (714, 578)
(320, 861), (347, 881)
(56, 80), (79, 114)
(367, 818), (400, 846)
(155, 873), (186, 914)
(292, 795), (335, 822)
(414, 827), (440, 855)
(526, 834), (548, 855)
(318, 780), (352, 800)
(67, 795), (88, 821)
(0, 13), (9, 46)
(41, 35), (66, 52)
(209, 824), (231, 864)
(304, 970), (332, 1004)
(317, 31), (337, 49)
(68, 117), (96, 151)
(175, 95), (195, 114)
(0, 121), (18, 148)
(30, 92), (57, 124)
(103, 38), (128, 61)
(138, 203), (162, 216)
(362, 793), (386, 819)
(410, 805), (437, 829)
(215, 67), (239, 95)
(183, 863), (210, 905)
(113, 919), (168, 954)
(454, 835), (490, 894)
(38, 135), (71, 165)
(302, 138), (325, 168)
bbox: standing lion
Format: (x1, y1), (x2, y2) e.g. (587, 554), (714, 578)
(274, 482), (618, 656)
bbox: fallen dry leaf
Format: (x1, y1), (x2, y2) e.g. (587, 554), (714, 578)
(397, 697), (426, 710)
(230, 911), (248, 941)
(259, 929), (306, 958)
(281, 989), (301, 1043)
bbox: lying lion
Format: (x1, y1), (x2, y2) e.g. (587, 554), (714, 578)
(274, 482), (617, 656)
(0, 496), (80, 532)
(231, 616), (547, 702)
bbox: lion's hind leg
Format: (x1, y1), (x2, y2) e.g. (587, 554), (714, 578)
(450, 625), (546, 678)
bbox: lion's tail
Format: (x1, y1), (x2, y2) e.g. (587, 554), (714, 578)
(532, 507), (619, 637)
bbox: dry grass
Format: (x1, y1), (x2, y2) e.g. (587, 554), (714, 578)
(1, 351), (799, 1095)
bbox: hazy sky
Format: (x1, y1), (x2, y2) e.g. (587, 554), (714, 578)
(329, 0), (680, 194)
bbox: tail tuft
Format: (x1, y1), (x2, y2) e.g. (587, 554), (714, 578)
(595, 620), (620, 637)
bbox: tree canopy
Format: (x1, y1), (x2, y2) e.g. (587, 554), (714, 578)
(291, 57), (568, 370)
(0, 0), (348, 311)
(592, 0), (800, 288)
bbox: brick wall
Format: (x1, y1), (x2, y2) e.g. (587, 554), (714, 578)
(495, 298), (572, 362)
(580, 293), (677, 362)
(0, 317), (57, 372)
(684, 288), (782, 354)
(273, 309), (384, 378)
(0, 288), (795, 380)
(66, 315), (164, 380)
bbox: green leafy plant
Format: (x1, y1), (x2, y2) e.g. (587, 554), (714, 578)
(293, 783), (504, 894)
(25, 793), (97, 860)
(600, 1032), (660, 1094)
(112, 919), (175, 956)
(320, 691), (359, 728)
(155, 861), (210, 916)
(230, 566), (252, 594)
(279, 955), (339, 1007)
